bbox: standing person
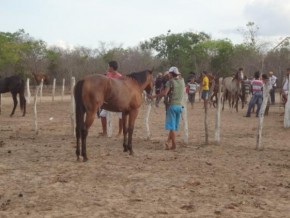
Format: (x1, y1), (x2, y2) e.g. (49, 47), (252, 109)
(99, 60), (123, 137)
(241, 75), (251, 105)
(282, 68), (290, 106)
(148, 66), (185, 150)
(187, 77), (199, 109)
(201, 71), (209, 109)
(244, 71), (263, 117)
(154, 73), (163, 107)
(268, 71), (278, 104)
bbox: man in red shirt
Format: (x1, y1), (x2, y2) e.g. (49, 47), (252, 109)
(99, 61), (123, 136)
(245, 71), (263, 117)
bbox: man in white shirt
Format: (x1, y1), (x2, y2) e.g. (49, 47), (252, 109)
(268, 71), (277, 104)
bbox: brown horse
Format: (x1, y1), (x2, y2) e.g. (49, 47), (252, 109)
(0, 75), (26, 117)
(32, 72), (50, 85)
(74, 70), (154, 161)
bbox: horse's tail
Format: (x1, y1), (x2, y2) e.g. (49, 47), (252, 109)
(74, 80), (86, 134)
(19, 78), (26, 114)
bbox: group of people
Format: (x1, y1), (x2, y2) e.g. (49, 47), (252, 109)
(244, 68), (289, 117)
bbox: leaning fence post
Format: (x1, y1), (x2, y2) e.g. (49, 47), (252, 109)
(284, 74), (290, 128)
(26, 78), (31, 104)
(71, 77), (76, 136)
(215, 77), (223, 144)
(52, 78), (56, 102)
(61, 78), (65, 101)
(256, 81), (271, 150)
(34, 85), (41, 134)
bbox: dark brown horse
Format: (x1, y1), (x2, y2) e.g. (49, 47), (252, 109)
(74, 70), (154, 161)
(32, 72), (50, 85)
(0, 75), (26, 117)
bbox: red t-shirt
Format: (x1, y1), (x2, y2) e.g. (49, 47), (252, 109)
(106, 71), (122, 78)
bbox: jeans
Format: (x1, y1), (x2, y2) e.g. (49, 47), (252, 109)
(270, 87), (275, 104)
(246, 93), (263, 117)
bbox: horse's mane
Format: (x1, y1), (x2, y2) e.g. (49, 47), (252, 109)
(126, 70), (152, 84)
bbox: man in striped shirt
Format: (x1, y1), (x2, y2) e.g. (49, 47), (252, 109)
(245, 71), (263, 117)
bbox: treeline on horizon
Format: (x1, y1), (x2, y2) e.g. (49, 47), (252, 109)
(1, 22), (290, 87)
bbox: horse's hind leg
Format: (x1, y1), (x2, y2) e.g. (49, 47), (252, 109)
(76, 126), (81, 161)
(10, 92), (18, 117)
(81, 111), (96, 161)
(122, 113), (128, 152)
(127, 109), (139, 155)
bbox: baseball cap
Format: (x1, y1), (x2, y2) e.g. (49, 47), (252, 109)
(168, 66), (181, 75)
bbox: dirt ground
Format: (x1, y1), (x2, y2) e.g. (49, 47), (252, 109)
(0, 93), (290, 218)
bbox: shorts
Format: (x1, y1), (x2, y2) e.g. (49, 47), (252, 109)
(165, 105), (183, 131)
(201, 90), (209, 100)
(99, 109), (122, 119)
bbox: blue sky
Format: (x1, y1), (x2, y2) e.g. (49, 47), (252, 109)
(1, 0), (290, 49)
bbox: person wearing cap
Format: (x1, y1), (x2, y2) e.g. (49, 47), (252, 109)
(148, 66), (185, 150)
(201, 71), (210, 109)
(268, 71), (277, 104)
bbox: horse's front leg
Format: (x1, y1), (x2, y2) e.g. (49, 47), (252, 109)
(122, 113), (128, 152)
(10, 92), (18, 117)
(127, 109), (139, 155)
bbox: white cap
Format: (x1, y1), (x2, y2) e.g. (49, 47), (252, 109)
(168, 66), (181, 75)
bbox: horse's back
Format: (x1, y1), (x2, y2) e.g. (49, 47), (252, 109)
(0, 75), (23, 93)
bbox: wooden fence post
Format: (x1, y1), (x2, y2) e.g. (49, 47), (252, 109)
(182, 90), (189, 144)
(145, 100), (152, 140)
(39, 79), (43, 102)
(26, 78), (31, 104)
(256, 81), (271, 150)
(71, 77), (76, 136)
(204, 94), (209, 145)
(34, 85), (41, 134)
(215, 77), (223, 144)
(284, 74), (290, 128)
(0, 94), (2, 115)
(61, 78), (65, 101)
(52, 78), (56, 102)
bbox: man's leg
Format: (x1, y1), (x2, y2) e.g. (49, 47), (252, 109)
(116, 118), (122, 137)
(99, 109), (107, 136)
(100, 117), (107, 136)
(170, 130), (176, 150)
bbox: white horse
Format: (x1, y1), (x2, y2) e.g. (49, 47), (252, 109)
(222, 70), (244, 112)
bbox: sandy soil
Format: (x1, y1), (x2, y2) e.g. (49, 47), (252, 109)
(0, 93), (290, 218)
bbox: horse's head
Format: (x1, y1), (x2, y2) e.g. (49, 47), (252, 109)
(144, 70), (154, 94)
(235, 68), (244, 81)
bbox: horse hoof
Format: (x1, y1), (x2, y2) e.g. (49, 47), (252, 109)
(83, 158), (88, 162)
(123, 149), (128, 152)
(129, 151), (134, 155)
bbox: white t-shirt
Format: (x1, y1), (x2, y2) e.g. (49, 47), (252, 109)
(283, 78), (289, 93)
(269, 75), (277, 88)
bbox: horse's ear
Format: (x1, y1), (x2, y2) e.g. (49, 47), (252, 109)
(149, 67), (154, 74)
